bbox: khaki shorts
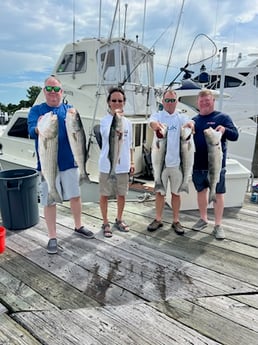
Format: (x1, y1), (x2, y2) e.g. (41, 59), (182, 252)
(40, 168), (80, 206)
(160, 166), (183, 196)
(99, 173), (129, 196)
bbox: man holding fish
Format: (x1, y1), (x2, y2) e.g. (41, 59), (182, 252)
(191, 89), (239, 240)
(147, 90), (195, 235)
(28, 76), (94, 254)
(98, 87), (134, 237)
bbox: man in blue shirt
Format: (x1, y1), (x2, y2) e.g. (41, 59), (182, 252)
(192, 89), (239, 239)
(28, 76), (94, 254)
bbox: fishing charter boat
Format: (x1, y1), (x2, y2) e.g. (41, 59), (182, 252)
(0, 36), (198, 179)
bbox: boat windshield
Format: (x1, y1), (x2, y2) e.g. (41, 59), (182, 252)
(56, 51), (86, 73)
(99, 41), (154, 86)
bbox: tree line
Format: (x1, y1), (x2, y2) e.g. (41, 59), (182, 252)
(0, 86), (42, 115)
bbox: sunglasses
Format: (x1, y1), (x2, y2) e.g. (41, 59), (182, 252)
(111, 99), (123, 103)
(164, 98), (176, 103)
(45, 86), (62, 93)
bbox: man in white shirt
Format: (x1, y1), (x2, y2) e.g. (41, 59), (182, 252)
(147, 90), (194, 235)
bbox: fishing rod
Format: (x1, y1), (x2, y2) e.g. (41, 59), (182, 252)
(165, 33), (218, 90)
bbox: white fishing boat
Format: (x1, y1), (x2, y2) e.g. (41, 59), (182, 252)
(0, 35), (199, 176)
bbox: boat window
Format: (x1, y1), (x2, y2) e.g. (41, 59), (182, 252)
(209, 75), (243, 89)
(131, 50), (151, 85)
(56, 51), (86, 73)
(7, 117), (30, 139)
(224, 76), (244, 87)
(101, 49), (116, 81)
(75, 52), (86, 72)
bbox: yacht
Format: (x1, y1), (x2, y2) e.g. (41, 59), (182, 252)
(193, 49), (258, 175)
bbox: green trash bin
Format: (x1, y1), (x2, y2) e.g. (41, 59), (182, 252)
(0, 169), (39, 230)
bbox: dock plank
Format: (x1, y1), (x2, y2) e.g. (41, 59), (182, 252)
(0, 313), (41, 345)
(152, 297), (258, 345)
(0, 189), (258, 344)
(0, 248), (99, 310)
(12, 303), (222, 345)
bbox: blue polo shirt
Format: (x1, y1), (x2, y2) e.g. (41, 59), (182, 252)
(28, 102), (77, 171)
(192, 111), (239, 170)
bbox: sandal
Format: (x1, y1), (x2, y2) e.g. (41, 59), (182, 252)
(115, 219), (130, 232)
(102, 223), (113, 238)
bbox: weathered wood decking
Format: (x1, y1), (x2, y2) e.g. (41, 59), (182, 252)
(0, 188), (258, 344)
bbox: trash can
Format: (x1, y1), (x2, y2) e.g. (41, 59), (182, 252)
(0, 169), (39, 230)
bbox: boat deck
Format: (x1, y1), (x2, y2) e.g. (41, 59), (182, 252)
(1, 189), (258, 344)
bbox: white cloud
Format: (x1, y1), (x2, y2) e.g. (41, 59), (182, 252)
(0, 50), (53, 75)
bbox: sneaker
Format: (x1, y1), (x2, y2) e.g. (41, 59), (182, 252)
(147, 219), (163, 232)
(47, 238), (58, 254)
(212, 225), (225, 240)
(75, 226), (95, 239)
(172, 222), (184, 235)
(192, 218), (208, 231)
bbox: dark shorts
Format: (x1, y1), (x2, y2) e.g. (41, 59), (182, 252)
(192, 168), (226, 193)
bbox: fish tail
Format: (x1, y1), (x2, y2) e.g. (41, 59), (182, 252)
(208, 192), (216, 204)
(178, 183), (189, 194)
(107, 170), (117, 181)
(48, 190), (62, 205)
(79, 173), (91, 185)
(154, 181), (165, 194)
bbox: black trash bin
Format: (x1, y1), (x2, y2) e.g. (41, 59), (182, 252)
(0, 169), (39, 230)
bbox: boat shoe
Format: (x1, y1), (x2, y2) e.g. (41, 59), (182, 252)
(147, 219), (163, 232)
(172, 221), (184, 235)
(74, 226), (95, 239)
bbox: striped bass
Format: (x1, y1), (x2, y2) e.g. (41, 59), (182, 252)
(65, 108), (90, 185)
(151, 123), (167, 193)
(108, 113), (123, 177)
(178, 126), (195, 193)
(204, 127), (222, 203)
(38, 112), (62, 204)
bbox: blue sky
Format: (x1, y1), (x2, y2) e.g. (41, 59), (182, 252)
(0, 0), (258, 106)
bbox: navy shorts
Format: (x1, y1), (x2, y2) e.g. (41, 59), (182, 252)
(192, 168), (226, 193)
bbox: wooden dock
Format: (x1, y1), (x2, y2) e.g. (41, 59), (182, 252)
(1, 188), (258, 344)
